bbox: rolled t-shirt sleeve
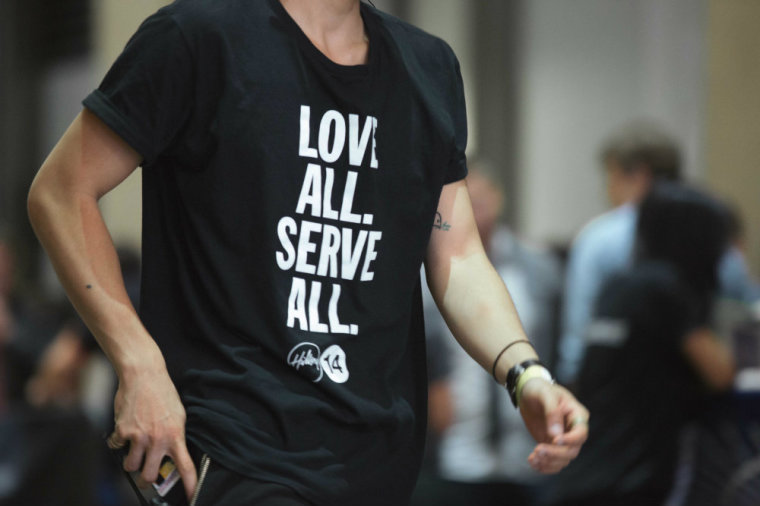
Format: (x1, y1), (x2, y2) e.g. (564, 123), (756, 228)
(83, 9), (194, 166)
(444, 57), (468, 184)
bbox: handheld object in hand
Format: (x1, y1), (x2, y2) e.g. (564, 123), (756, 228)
(109, 442), (189, 506)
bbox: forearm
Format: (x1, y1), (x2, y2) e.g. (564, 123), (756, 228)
(426, 180), (588, 471)
(28, 113), (163, 378)
(29, 184), (162, 377)
(427, 249), (538, 385)
(425, 181), (539, 384)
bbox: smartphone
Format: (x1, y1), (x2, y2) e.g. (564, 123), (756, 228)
(110, 442), (189, 506)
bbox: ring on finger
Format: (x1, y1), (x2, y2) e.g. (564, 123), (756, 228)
(107, 434), (127, 449)
(570, 416), (588, 428)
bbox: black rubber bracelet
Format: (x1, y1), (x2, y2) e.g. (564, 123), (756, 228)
(490, 339), (534, 382)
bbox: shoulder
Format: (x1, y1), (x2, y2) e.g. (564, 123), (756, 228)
(569, 204), (636, 264)
(367, 6), (461, 79)
(371, 7), (457, 60)
(365, 6), (466, 154)
(575, 204), (636, 245)
(154, 0), (215, 28)
(157, 0), (272, 45)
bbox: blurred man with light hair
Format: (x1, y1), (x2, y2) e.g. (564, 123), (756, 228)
(557, 120), (758, 385)
(557, 120), (682, 384)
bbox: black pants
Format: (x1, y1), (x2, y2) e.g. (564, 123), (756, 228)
(189, 447), (314, 506)
(552, 489), (667, 506)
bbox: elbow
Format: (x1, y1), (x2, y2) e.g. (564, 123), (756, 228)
(27, 175), (49, 230)
(27, 171), (62, 234)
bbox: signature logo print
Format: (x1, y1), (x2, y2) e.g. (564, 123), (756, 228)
(321, 344), (349, 383)
(287, 342), (350, 384)
(287, 342), (323, 382)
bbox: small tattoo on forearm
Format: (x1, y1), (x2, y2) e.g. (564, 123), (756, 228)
(86, 284), (92, 289)
(433, 211), (451, 231)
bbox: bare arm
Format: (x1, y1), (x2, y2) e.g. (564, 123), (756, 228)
(424, 181), (536, 380)
(682, 327), (736, 391)
(424, 179), (588, 473)
(28, 109), (197, 498)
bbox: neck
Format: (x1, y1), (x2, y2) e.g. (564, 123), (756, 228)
(279, 0), (368, 65)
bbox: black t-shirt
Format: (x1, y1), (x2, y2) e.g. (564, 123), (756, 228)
(551, 261), (708, 503)
(83, 1), (467, 504)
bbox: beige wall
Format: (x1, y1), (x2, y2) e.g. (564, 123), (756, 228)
(706, 0), (760, 275)
(92, 0), (171, 249)
(514, 0), (709, 244)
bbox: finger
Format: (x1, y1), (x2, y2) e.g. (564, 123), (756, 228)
(568, 415), (589, 429)
(528, 444), (578, 474)
(170, 442), (198, 501)
(555, 416), (589, 447)
(124, 440), (146, 473)
(530, 442), (581, 463)
(141, 446), (167, 484)
(529, 454), (573, 474)
(107, 431), (127, 450)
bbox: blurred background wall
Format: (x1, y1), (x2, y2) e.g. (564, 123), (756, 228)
(706, 0), (760, 279)
(1, 0), (758, 289)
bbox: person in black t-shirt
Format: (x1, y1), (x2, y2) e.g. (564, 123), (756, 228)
(549, 182), (737, 506)
(28, 1), (588, 504)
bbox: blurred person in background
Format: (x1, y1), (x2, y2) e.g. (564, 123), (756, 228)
(556, 121), (681, 385)
(557, 120), (759, 386)
(18, 246), (143, 505)
(0, 233), (140, 505)
(0, 231), (101, 506)
(548, 182), (737, 506)
(414, 163), (562, 506)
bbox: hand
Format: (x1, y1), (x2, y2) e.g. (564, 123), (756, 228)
(107, 362), (198, 500)
(518, 379), (589, 474)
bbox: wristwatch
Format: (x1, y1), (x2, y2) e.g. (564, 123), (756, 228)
(505, 359), (554, 407)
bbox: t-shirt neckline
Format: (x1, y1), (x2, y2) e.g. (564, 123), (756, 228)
(268, 0), (378, 78)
